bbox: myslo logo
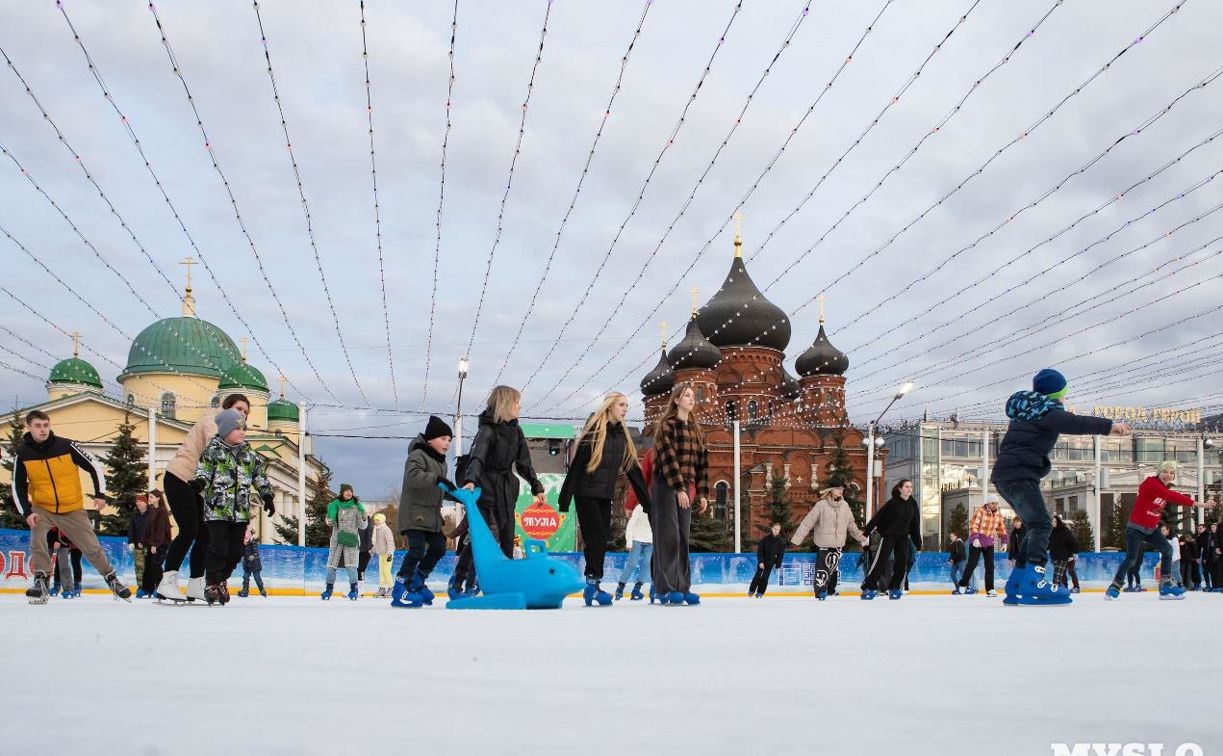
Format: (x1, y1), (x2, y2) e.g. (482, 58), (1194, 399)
(1052, 745), (1203, 756)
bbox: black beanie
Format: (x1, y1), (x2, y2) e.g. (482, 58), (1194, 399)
(424, 415), (454, 441)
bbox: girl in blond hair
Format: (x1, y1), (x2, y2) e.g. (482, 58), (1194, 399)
(458, 386), (546, 594)
(650, 383), (709, 606)
(559, 392), (652, 606)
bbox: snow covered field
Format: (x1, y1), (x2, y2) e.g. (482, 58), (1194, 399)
(3, 592), (1220, 756)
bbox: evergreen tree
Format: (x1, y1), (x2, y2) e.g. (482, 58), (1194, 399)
(1069, 509), (1094, 552)
(1103, 499), (1129, 550)
(823, 434), (864, 526)
(689, 507), (730, 552)
(765, 475), (790, 531)
(98, 417), (146, 535)
(0, 414), (25, 530)
(274, 464), (332, 546)
(945, 503), (969, 545)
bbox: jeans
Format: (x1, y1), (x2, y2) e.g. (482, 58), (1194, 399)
(994, 479), (1051, 567)
(242, 568), (265, 592)
(618, 540), (653, 585)
(1110, 525), (1173, 589)
(397, 530), (446, 583)
(950, 561), (964, 588)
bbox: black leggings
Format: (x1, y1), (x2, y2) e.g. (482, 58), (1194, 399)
(204, 521), (246, 585)
(959, 544), (996, 592)
(164, 473), (209, 578)
(864, 536), (910, 591)
(575, 496), (612, 581)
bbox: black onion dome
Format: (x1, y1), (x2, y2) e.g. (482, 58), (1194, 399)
(640, 348), (675, 397)
(668, 317), (721, 371)
(695, 255), (791, 352)
(795, 324), (849, 376)
(780, 366), (801, 401)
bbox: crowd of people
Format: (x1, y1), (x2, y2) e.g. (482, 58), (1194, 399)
(12, 366), (1219, 608)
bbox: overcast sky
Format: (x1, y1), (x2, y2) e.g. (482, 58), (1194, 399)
(2, 0), (1221, 493)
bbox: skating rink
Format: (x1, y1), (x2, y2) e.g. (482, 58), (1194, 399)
(3, 591), (1220, 756)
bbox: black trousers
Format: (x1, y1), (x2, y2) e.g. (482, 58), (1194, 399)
(397, 529), (446, 582)
(164, 473), (210, 578)
(864, 535), (909, 591)
(1184, 559), (1199, 587)
(140, 546), (167, 595)
(1213, 560), (1223, 589)
(575, 496), (612, 581)
(358, 550), (372, 580)
(959, 544), (996, 592)
(749, 565), (774, 595)
(204, 521), (247, 585)
(814, 547), (843, 592)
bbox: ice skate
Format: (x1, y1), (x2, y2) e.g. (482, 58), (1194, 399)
(186, 576), (207, 603)
(105, 573), (132, 602)
(26, 572), (50, 605)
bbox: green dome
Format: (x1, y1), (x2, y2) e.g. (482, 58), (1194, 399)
(267, 398), (299, 423)
(120, 317), (240, 381)
(48, 357), (103, 389)
(218, 361), (269, 393)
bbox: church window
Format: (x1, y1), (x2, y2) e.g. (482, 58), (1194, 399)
(725, 401), (737, 425)
(747, 400), (759, 423)
(715, 481), (729, 519)
(161, 392), (177, 419)
(210, 394), (221, 408)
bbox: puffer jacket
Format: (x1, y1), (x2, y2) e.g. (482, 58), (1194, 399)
(398, 435), (448, 534)
(791, 497), (865, 549)
(372, 522), (396, 555)
(558, 422), (650, 511)
(1048, 525), (1079, 561)
(992, 392), (1112, 483)
(461, 409), (544, 516)
(193, 437), (273, 523)
(166, 410), (220, 483)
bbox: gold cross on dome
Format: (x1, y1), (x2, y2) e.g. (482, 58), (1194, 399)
(277, 374), (287, 399)
(660, 321), (668, 349)
(817, 293), (826, 324)
(180, 256), (197, 289)
(70, 330), (81, 358)
(239, 337), (249, 362)
(689, 286), (700, 315)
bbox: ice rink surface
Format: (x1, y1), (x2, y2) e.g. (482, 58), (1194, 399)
(3, 591), (1221, 756)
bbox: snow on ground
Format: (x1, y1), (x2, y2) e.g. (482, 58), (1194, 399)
(2, 592), (1220, 756)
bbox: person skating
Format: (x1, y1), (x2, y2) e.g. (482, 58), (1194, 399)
(1203, 523), (1220, 591)
(1105, 461), (1214, 600)
(1048, 514), (1081, 594)
(860, 479), (920, 601)
(128, 493), (153, 598)
(559, 392), (651, 607)
(957, 500), (1008, 596)
(392, 416), (454, 608)
(47, 527), (77, 599)
(237, 527), (266, 597)
(648, 383), (709, 606)
(323, 484), (367, 601)
(192, 409), (274, 606)
(749, 523), (786, 598)
(357, 513), (374, 588)
(992, 369), (1127, 606)
(1164, 524), (1183, 590)
(371, 512), (396, 598)
(948, 532), (967, 594)
(13, 410), (131, 604)
(790, 486), (867, 600)
(1180, 531), (1199, 590)
(458, 386), (546, 592)
(141, 490), (172, 599)
(157, 393), (250, 603)
(616, 502), (653, 601)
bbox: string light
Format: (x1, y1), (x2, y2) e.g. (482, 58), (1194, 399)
(358, 0), (398, 408)
(517, 0), (746, 401)
(55, 0), (310, 403)
(421, 0), (460, 408)
(148, 1), (339, 404)
(525, 0), (811, 412)
(251, 0), (369, 407)
(459, 0), (556, 374)
(491, 0), (654, 385)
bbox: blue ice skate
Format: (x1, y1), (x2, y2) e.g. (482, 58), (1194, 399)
(1158, 582), (1185, 601)
(442, 485), (584, 610)
(583, 579), (613, 607)
(1104, 585), (1120, 600)
(1014, 564), (1071, 606)
(860, 589), (877, 600)
(321, 583), (333, 600)
(630, 583), (644, 601)
(816, 589), (828, 601)
(682, 592), (701, 606)
(888, 589), (903, 600)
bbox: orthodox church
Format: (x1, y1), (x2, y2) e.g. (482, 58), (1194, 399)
(639, 226), (876, 540)
(0, 262), (323, 543)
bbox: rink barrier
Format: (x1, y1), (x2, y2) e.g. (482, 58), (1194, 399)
(0, 529), (1167, 595)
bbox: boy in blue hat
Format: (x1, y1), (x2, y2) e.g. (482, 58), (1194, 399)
(991, 369), (1130, 605)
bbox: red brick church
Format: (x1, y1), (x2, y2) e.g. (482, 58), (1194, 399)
(639, 229), (875, 542)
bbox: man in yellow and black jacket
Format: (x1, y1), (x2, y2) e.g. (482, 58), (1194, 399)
(12, 410), (131, 604)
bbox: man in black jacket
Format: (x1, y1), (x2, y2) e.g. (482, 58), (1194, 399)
(991, 369), (1127, 605)
(748, 523), (786, 598)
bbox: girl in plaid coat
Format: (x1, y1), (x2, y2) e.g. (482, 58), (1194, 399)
(649, 383), (709, 607)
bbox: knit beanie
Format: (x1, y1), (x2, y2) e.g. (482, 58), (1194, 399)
(1032, 368), (1067, 399)
(215, 409), (245, 440)
(340, 483), (354, 496)
(424, 415), (454, 441)
(373, 512), (386, 524)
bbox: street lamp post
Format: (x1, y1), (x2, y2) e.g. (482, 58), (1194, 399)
(454, 357), (469, 473)
(865, 382), (913, 521)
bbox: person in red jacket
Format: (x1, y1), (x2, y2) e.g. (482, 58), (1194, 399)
(1106, 461), (1215, 600)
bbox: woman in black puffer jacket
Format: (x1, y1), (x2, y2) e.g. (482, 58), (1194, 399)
(559, 392), (650, 606)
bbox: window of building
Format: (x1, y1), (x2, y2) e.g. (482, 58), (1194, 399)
(210, 394), (221, 408)
(160, 392), (176, 419)
(767, 400), (775, 418)
(725, 401), (737, 425)
(126, 394), (135, 408)
(1068, 495), (1079, 510)
(715, 481), (729, 519)
(747, 400), (758, 423)
(696, 386), (705, 402)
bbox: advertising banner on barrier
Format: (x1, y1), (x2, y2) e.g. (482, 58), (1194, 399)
(512, 473), (575, 552)
(0, 529), (1155, 595)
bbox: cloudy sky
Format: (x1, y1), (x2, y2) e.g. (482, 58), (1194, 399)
(2, 0), (1221, 492)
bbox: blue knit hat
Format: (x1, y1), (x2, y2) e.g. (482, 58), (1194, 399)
(1033, 368), (1067, 398)
(215, 408), (246, 440)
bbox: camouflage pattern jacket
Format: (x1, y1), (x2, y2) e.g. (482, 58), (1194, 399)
(193, 436), (273, 523)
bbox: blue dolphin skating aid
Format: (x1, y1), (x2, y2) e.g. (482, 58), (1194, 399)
(441, 484), (585, 610)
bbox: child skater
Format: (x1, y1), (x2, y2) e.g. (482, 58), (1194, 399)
(392, 416), (454, 608)
(559, 392), (651, 607)
(238, 526), (266, 597)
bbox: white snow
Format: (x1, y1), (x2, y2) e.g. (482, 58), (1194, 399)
(2, 592), (1220, 756)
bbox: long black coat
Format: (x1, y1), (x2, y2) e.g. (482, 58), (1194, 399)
(558, 422), (650, 511)
(461, 410), (544, 516)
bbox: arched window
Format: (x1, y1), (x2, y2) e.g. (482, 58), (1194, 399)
(210, 394), (221, 408)
(126, 393), (135, 409)
(747, 400), (759, 423)
(725, 401), (737, 425)
(160, 392), (177, 419)
(767, 400), (775, 418)
(695, 386), (706, 402)
(715, 481), (729, 519)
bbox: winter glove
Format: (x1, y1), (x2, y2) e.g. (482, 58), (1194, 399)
(438, 476), (456, 492)
(262, 495), (275, 517)
(971, 538), (980, 548)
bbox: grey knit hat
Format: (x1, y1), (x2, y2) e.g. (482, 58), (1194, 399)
(216, 408), (245, 440)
